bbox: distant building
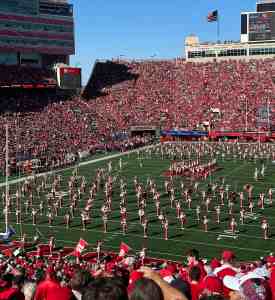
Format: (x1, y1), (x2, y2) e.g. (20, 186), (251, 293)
(185, 1), (275, 61)
(0, 0), (75, 67)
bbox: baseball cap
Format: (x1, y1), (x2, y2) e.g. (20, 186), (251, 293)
(222, 250), (235, 261)
(223, 272), (264, 292)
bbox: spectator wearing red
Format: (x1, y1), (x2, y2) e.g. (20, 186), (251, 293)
(187, 249), (207, 281)
(189, 266), (202, 300)
(34, 267), (73, 300)
(214, 250), (238, 298)
(214, 250), (237, 280)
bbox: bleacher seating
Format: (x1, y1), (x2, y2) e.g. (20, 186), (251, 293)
(84, 58), (275, 133)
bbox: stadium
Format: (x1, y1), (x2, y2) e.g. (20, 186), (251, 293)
(0, 0), (274, 299)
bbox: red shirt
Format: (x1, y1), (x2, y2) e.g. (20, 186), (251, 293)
(34, 278), (61, 300)
(190, 282), (202, 300)
(0, 287), (25, 300)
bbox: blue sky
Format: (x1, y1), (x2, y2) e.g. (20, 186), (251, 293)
(70, 0), (257, 84)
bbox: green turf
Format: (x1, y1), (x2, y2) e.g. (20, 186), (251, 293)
(1, 144), (275, 262)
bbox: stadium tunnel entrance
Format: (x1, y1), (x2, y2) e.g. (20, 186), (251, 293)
(130, 126), (158, 138)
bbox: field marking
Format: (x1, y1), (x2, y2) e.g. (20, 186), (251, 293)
(53, 238), (185, 260)
(7, 221), (269, 255)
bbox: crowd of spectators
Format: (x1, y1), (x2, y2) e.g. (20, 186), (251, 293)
(0, 66), (56, 86)
(0, 244), (272, 299)
(84, 58), (275, 132)
(0, 58), (274, 173)
(0, 89), (150, 174)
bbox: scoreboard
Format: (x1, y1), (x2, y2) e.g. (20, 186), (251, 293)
(57, 67), (82, 90)
(248, 12), (275, 41)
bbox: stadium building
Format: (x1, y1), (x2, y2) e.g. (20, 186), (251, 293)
(0, 0), (81, 90)
(0, 0), (74, 67)
(185, 0), (275, 61)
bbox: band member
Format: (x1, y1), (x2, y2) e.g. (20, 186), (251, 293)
(140, 247), (146, 266)
(156, 200), (161, 217)
(32, 208), (38, 226)
(205, 197), (211, 213)
(64, 213), (71, 229)
(158, 211), (164, 226)
(120, 206), (127, 220)
(239, 192), (244, 209)
(230, 217), (237, 234)
(254, 167), (258, 181)
(16, 208), (21, 225)
(170, 193), (175, 209)
(119, 158), (123, 170)
(121, 217), (127, 235)
(261, 164), (265, 178)
(261, 218), (269, 240)
(259, 193), (265, 210)
(249, 201), (254, 214)
(219, 189), (225, 206)
(47, 210), (53, 227)
(228, 200), (234, 216)
(53, 201), (59, 216)
(39, 201), (44, 216)
(240, 209), (245, 225)
(142, 217), (148, 238)
(203, 215), (209, 232)
(215, 206), (221, 224)
(196, 205), (201, 224)
(163, 217), (169, 240)
(138, 207), (145, 224)
(21, 233), (27, 250)
(96, 240), (103, 263)
(81, 211), (90, 231)
(179, 211), (186, 230)
(102, 213), (108, 233)
(49, 236), (55, 256)
(164, 180), (170, 194)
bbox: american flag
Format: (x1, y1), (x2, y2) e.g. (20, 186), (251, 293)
(207, 10), (218, 22)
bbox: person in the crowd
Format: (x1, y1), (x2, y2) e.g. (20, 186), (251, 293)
(70, 269), (93, 300)
(139, 266), (188, 300)
(82, 278), (128, 300)
(189, 266), (202, 300)
(129, 278), (164, 300)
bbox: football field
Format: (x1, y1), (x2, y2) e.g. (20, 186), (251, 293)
(1, 143), (275, 262)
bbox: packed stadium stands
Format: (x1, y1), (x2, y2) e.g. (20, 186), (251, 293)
(0, 85), (150, 174)
(84, 58), (275, 132)
(0, 58), (274, 174)
(0, 66), (56, 87)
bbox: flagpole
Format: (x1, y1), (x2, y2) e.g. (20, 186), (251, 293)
(5, 123), (9, 233)
(217, 15), (220, 42)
